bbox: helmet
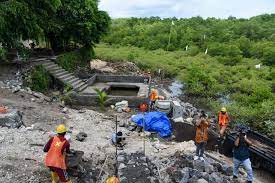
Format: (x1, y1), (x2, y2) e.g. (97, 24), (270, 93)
(151, 89), (157, 94)
(106, 176), (119, 183)
(56, 124), (68, 134)
(221, 107), (227, 112)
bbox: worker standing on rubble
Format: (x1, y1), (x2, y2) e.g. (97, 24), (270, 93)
(233, 126), (253, 183)
(44, 124), (72, 183)
(218, 107), (230, 141)
(194, 112), (210, 161)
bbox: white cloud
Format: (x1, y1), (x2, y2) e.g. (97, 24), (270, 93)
(99, 0), (275, 18)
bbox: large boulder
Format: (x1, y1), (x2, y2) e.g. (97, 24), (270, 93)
(179, 167), (190, 183)
(0, 109), (23, 128)
(209, 172), (223, 183)
(193, 160), (205, 172)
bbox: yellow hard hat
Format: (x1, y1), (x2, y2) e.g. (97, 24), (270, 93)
(221, 107), (227, 112)
(56, 124), (68, 134)
(106, 176), (120, 183)
(151, 89), (157, 93)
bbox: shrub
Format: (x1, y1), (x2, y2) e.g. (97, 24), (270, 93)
(95, 88), (108, 109)
(28, 65), (52, 93)
(0, 46), (6, 61)
(57, 47), (94, 72)
(262, 47), (275, 66)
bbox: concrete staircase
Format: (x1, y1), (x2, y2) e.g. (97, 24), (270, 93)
(42, 60), (88, 92)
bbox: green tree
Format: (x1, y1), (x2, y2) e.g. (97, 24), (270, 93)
(263, 47), (275, 66)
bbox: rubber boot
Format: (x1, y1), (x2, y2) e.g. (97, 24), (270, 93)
(51, 172), (59, 183)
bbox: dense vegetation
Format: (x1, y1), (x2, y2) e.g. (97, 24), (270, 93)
(0, 0), (110, 59)
(96, 14), (275, 138)
(104, 15), (275, 66)
(26, 65), (52, 93)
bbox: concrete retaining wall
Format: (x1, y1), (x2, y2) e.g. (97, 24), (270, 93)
(69, 93), (147, 107)
(86, 74), (151, 86)
(70, 74), (151, 107)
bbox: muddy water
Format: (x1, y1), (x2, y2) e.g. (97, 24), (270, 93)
(107, 86), (139, 96)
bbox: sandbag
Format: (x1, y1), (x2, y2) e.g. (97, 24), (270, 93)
(131, 111), (172, 137)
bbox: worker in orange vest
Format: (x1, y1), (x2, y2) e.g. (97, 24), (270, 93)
(44, 124), (72, 183)
(194, 112), (210, 161)
(149, 89), (164, 109)
(149, 89), (158, 109)
(218, 107), (230, 140)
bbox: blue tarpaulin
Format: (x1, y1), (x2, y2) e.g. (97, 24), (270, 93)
(131, 111), (172, 137)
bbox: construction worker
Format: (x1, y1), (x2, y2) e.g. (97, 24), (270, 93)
(111, 131), (125, 147)
(218, 107), (230, 140)
(44, 124), (72, 183)
(149, 89), (164, 109)
(194, 112), (210, 161)
(149, 89), (158, 109)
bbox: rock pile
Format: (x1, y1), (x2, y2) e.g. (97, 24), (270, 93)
(0, 109), (23, 128)
(117, 152), (158, 183)
(1, 71), (23, 92)
(157, 152), (237, 183)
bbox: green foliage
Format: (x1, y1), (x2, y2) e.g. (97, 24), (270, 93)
(64, 84), (73, 93)
(17, 43), (31, 61)
(94, 88), (108, 109)
(28, 65), (52, 93)
(0, 0), (110, 55)
(103, 14), (275, 65)
(262, 47), (275, 66)
(95, 44), (275, 138)
(0, 46), (6, 61)
(56, 48), (94, 72)
(46, 0), (110, 51)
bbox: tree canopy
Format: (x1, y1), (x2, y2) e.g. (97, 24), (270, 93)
(103, 14), (275, 65)
(0, 0), (110, 55)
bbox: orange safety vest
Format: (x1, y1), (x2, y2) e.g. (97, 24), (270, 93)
(195, 120), (210, 143)
(45, 136), (67, 169)
(218, 112), (230, 126)
(150, 93), (158, 101)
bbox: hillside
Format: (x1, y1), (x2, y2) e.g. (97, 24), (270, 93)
(95, 14), (275, 138)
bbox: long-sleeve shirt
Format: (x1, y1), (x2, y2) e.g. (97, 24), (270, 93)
(44, 135), (70, 154)
(195, 119), (210, 143)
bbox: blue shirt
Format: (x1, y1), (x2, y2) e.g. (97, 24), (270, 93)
(233, 138), (250, 161)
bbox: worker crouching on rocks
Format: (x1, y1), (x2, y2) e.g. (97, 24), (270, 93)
(233, 126), (253, 183)
(44, 124), (73, 183)
(194, 112), (210, 161)
(112, 131), (126, 149)
(149, 89), (164, 110)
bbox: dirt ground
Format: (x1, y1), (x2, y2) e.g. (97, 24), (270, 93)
(0, 87), (196, 183)
(1, 62), (275, 183)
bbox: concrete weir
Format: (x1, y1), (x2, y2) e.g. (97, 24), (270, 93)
(69, 74), (151, 107)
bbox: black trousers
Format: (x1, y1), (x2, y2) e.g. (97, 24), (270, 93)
(196, 142), (206, 157)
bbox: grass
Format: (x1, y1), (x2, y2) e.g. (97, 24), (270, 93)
(95, 43), (275, 138)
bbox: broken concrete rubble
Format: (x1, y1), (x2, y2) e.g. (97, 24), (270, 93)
(76, 132), (88, 142)
(0, 109), (23, 128)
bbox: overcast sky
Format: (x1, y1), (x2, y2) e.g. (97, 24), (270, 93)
(99, 0), (275, 19)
